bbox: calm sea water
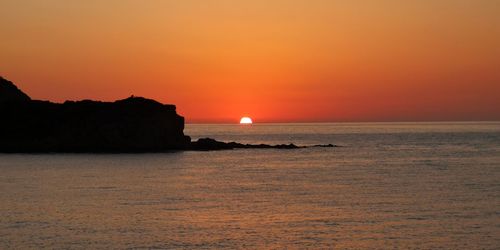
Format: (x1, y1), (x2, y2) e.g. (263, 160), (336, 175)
(1, 122), (499, 249)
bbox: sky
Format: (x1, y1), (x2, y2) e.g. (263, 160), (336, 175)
(1, 0), (499, 123)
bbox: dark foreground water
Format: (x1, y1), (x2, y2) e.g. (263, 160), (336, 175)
(1, 122), (499, 249)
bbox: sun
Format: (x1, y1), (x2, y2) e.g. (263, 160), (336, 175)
(240, 117), (253, 124)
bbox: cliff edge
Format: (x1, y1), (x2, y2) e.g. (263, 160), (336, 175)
(0, 77), (31, 102)
(0, 77), (190, 152)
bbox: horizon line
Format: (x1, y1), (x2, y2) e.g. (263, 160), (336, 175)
(186, 120), (500, 125)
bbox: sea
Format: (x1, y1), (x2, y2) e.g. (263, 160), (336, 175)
(0, 122), (499, 249)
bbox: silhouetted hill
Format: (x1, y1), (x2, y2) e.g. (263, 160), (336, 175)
(0, 78), (190, 152)
(0, 77), (31, 102)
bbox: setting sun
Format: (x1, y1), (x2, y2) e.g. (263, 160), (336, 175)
(240, 117), (253, 124)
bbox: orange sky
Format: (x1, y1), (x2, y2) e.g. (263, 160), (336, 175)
(1, 1), (499, 123)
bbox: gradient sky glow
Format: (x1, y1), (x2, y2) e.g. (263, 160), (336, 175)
(1, 0), (499, 123)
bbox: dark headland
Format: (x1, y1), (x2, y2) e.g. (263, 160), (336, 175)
(0, 77), (335, 153)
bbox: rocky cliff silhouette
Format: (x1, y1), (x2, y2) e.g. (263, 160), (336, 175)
(0, 77), (335, 152)
(0, 77), (190, 152)
(0, 77), (31, 102)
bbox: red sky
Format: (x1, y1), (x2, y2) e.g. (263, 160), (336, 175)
(1, 1), (499, 123)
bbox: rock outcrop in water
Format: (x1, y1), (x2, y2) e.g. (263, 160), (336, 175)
(0, 77), (190, 152)
(0, 77), (337, 152)
(190, 138), (300, 150)
(190, 138), (336, 151)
